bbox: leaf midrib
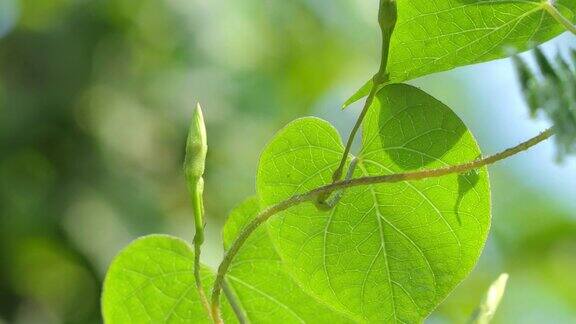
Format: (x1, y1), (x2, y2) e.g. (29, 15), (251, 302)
(398, 0), (542, 27)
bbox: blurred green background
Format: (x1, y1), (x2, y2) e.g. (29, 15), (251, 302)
(0, 0), (575, 323)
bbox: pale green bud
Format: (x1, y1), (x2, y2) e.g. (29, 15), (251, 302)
(378, 0), (397, 30)
(184, 103), (208, 244)
(185, 103), (208, 183)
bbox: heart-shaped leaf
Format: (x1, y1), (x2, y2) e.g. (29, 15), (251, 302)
(102, 235), (236, 323)
(257, 84), (491, 322)
(344, 0), (576, 107)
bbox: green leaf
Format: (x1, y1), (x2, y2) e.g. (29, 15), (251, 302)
(343, 0), (576, 108)
(257, 84), (491, 322)
(342, 79), (373, 109)
(222, 197), (355, 323)
(102, 235), (236, 324)
(343, 80), (374, 109)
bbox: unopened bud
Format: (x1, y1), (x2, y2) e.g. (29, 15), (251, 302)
(184, 103), (208, 244)
(378, 0), (397, 30)
(185, 103), (208, 183)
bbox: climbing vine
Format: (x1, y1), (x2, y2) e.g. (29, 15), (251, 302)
(101, 1), (576, 323)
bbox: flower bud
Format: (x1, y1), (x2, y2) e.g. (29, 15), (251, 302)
(184, 103), (208, 244)
(185, 103), (208, 184)
(378, 0), (397, 30)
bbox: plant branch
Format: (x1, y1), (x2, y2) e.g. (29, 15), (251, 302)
(331, 0), (397, 183)
(210, 127), (555, 319)
(544, 2), (576, 35)
(331, 83), (379, 183)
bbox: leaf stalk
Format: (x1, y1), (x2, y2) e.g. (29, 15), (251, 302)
(329, 0), (398, 192)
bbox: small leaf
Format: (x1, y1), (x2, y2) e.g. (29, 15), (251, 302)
(102, 235), (236, 323)
(555, 52), (572, 73)
(470, 273), (509, 324)
(257, 84), (491, 322)
(511, 54), (539, 115)
(534, 47), (559, 82)
(342, 79), (373, 109)
(344, 0), (576, 106)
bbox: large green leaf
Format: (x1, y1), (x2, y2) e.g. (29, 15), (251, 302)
(102, 235), (236, 323)
(223, 198), (355, 323)
(257, 84), (491, 322)
(343, 0), (576, 108)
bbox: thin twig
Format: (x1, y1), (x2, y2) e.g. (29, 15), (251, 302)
(190, 180), (212, 320)
(210, 127), (555, 319)
(331, 0), (397, 183)
(332, 83), (378, 183)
